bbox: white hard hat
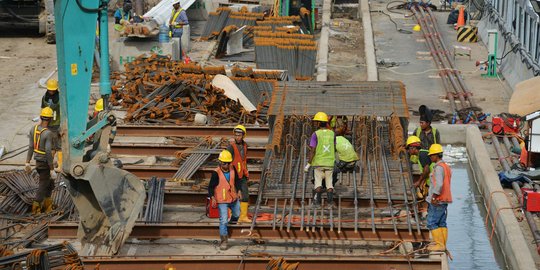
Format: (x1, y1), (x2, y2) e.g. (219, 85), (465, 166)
(172, 0), (180, 4)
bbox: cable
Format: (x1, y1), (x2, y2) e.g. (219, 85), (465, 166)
(325, 63), (482, 75)
(0, 148), (27, 162)
(370, 10), (413, 34)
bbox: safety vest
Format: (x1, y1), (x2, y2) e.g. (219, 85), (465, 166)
(336, 136), (358, 163)
(430, 161), (452, 203)
(214, 167), (237, 204)
(33, 125), (48, 155)
(311, 129), (335, 167)
(230, 139), (249, 178)
(415, 126), (438, 147)
(169, 8), (184, 36)
(417, 149), (433, 186)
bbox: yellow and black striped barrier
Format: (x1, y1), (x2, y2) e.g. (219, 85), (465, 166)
(457, 26), (478, 42)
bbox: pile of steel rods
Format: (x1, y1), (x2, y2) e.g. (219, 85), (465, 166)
(0, 171), (38, 215)
(143, 177), (166, 224)
(412, 5), (482, 120)
(52, 178), (78, 221)
(172, 140), (220, 181)
(0, 242), (83, 270)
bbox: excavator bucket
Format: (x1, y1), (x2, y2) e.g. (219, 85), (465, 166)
(66, 163), (145, 256)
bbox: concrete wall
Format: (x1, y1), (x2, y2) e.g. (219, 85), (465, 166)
(110, 38), (179, 71)
(477, 17), (536, 91)
(466, 125), (537, 270)
(408, 124), (469, 145)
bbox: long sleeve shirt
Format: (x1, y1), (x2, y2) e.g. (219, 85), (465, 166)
(207, 168), (242, 197)
(26, 125), (54, 169)
(427, 160), (445, 203)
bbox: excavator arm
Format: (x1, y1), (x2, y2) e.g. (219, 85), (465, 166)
(54, 0), (145, 255)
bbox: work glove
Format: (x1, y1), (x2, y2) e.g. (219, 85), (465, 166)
(54, 167), (61, 173)
(304, 163), (311, 173)
(24, 163), (32, 174)
(50, 170), (58, 180)
(211, 197), (217, 208)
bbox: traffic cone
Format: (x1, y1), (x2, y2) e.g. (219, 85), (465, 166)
(455, 6), (465, 30)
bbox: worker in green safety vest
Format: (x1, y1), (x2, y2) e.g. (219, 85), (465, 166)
(305, 111), (335, 209)
(114, 1), (133, 32)
(415, 105), (440, 150)
(406, 135), (433, 200)
(332, 129), (359, 189)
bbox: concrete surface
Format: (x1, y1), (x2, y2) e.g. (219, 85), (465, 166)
(371, 1), (512, 116)
(359, 0), (378, 81)
(466, 125), (537, 270)
(316, 0), (331, 81)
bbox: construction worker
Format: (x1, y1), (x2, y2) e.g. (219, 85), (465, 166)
(406, 136), (432, 200)
(41, 79), (62, 171)
(169, 0), (189, 58)
(426, 144), (452, 251)
(25, 107), (57, 215)
(84, 98), (116, 161)
(305, 112), (335, 208)
(208, 150), (241, 250)
(415, 105), (440, 150)
(331, 130), (359, 206)
(227, 125), (251, 223)
(114, 1), (133, 32)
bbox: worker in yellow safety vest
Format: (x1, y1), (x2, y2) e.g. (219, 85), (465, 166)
(406, 135), (433, 200)
(25, 107), (58, 215)
(415, 105), (440, 150)
(208, 150), (241, 250)
(305, 112), (335, 208)
(41, 79), (63, 172)
(331, 128), (358, 207)
(426, 144), (452, 251)
(169, 0), (189, 58)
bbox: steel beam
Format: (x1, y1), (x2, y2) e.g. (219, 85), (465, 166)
(48, 222), (429, 241)
(111, 143), (265, 159)
(81, 256), (442, 270)
(116, 125), (269, 138)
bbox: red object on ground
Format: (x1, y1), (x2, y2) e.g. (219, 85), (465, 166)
(522, 188), (540, 212)
(206, 197), (220, 218)
(492, 117), (520, 134)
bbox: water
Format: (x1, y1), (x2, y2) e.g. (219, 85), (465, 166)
(446, 164), (506, 270)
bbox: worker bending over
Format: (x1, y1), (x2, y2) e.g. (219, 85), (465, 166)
(169, 0), (189, 58)
(415, 105), (440, 150)
(227, 125), (251, 223)
(331, 130), (359, 206)
(208, 150), (241, 250)
(305, 112), (335, 208)
(426, 144), (452, 251)
(406, 136), (432, 200)
(25, 108), (57, 215)
(41, 79), (62, 171)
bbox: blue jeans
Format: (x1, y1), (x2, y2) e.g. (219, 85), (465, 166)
(218, 200), (240, 236)
(427, 203), (448, 230)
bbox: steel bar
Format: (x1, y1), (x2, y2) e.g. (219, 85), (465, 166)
(111, 143), (266, 159)
(380, 127), (399, 235)
(123, 165), (262, 180)
(116, 125), (269, 138)
(48, 222), (430, 241)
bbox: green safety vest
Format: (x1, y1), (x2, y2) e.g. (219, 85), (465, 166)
(415, 126), (438, 146)
(417, 149), (433, 186)
(336, 136), (358, 163)
(312, 129), (335, 167)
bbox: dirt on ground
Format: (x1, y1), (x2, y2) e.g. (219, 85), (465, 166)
(327, 17), (367, 81)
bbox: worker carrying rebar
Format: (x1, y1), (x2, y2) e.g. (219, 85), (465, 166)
(331, 129), (359, 198)
(415, 105), (440, 150)
(406, 136), (432, 200)
(426, 143), (452, 252)
(227, 125), (251, 223)
(305, 112), (336, 208)
(169, 0), (189, 58)
(208, 150), (241, 250)
(114, 1), (133, 32)
(41, 79), (62, 172)
(25, 107), (57, 215)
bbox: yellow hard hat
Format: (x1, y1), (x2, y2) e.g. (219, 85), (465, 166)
(218, 150), (233, 162)
(46, 79), (58, 91)
(428, 144), (444, 156)
(313, 112), (328, 122)
(40, 107), (53, 118)
(406, 136), (421, 146)
(95, 98), (104, 112)
(413, 24), (421, 32)
(233, 125), (247, 135)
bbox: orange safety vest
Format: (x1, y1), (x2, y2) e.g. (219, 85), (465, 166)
(33, 125), (48, 155)
(214, 167), (237, 204)
(430, 162), (452, 203)
(230, 139), (249, 178)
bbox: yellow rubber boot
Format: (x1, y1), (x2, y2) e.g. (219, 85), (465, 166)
(441, 227), (448, 248)
(56, 151), (63, 171)
(31, 201), (41, 215)
(42, 197), (53, 214)
(427, 228), (445, 251)
(238, 202), (252, 223)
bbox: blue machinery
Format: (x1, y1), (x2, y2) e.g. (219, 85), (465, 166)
(54, 0), (145, 255)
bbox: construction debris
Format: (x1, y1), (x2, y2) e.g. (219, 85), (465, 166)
(0, 171), (37, 215)
(0, 242), (83, 269)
